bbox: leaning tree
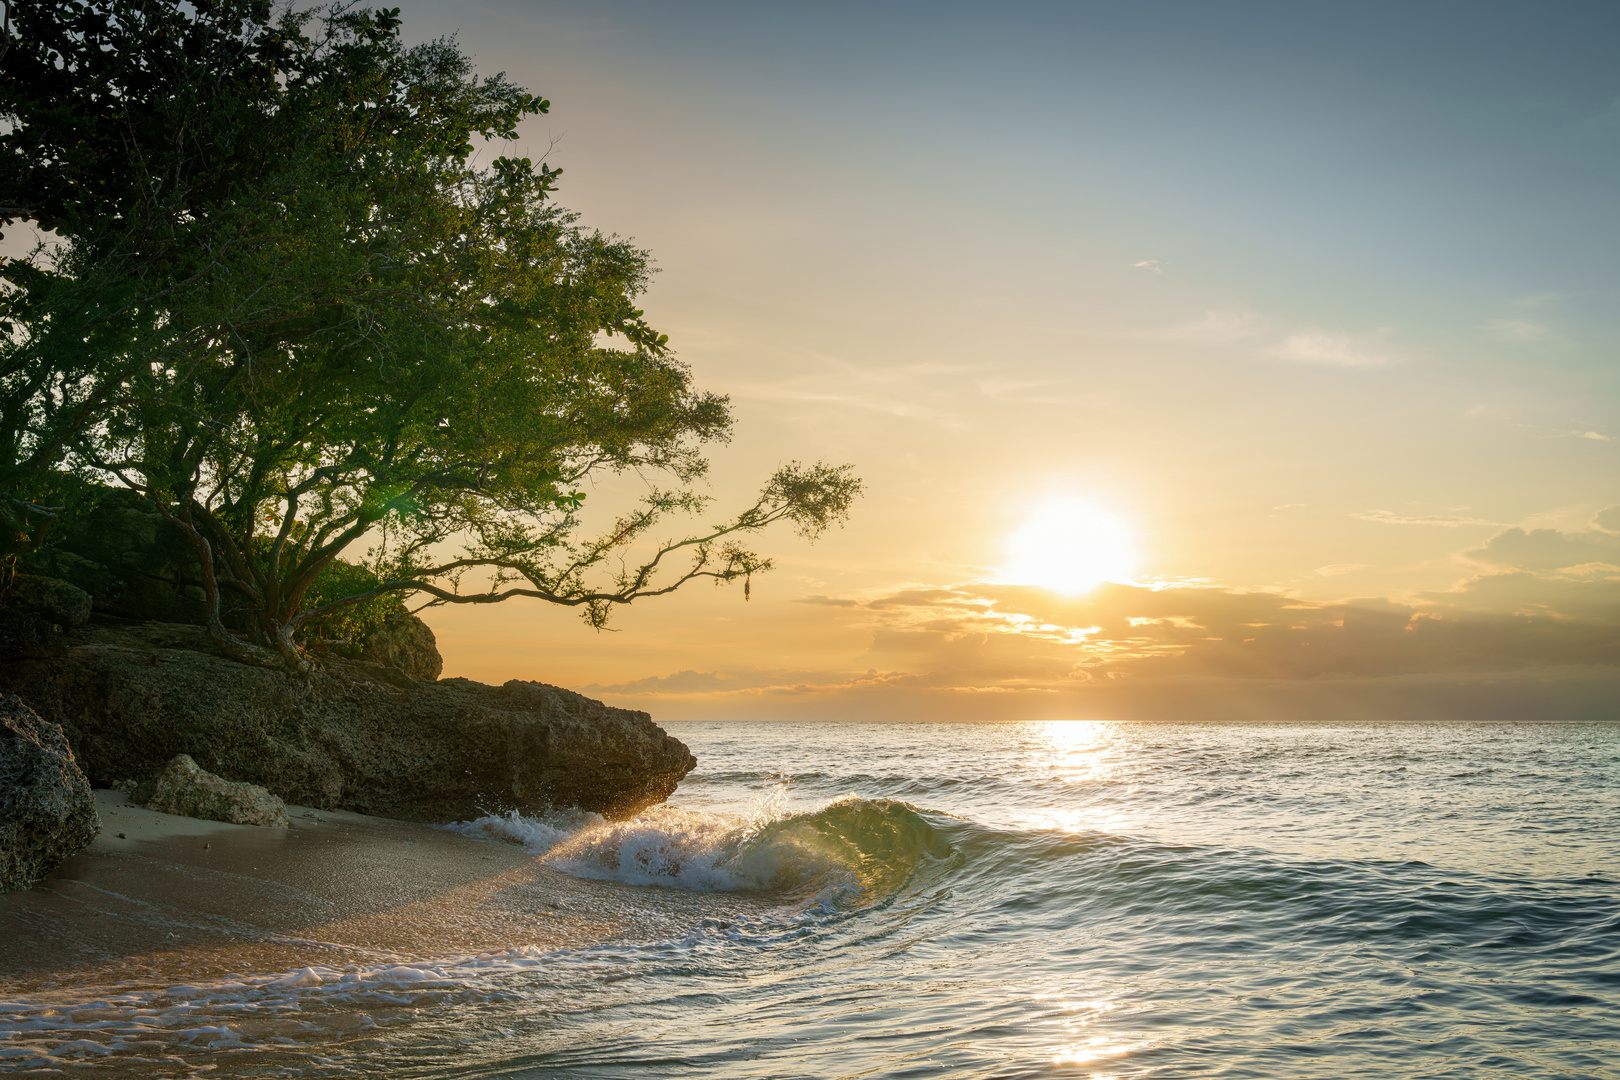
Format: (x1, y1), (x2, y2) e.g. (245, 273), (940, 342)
(1, 1), (860, 669)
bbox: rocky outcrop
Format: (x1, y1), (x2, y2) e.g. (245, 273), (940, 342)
(134, 753), (289, 827)
(0, 607), (62, 662)
(16, 490), (434, 680)
(0, 623), (695, 822)
(0, 574), (88, 664)
(7, 575), (93, 629)
(0, 693), (99, 892)
(18, 487), (209, 625)
(358, 615), (442, 681)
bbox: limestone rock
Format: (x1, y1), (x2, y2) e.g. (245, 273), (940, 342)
(18, 486), (210, 624)
(0, 622), (695, 822)
(0, 693), (99, 892)
(133, 753), (289, 828)
(359, 615), (443, 681)
(7, 574), (93, 628)
(0, 607), (59, 662)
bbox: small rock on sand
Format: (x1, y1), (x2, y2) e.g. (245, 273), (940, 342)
(134, 754), (289, 828)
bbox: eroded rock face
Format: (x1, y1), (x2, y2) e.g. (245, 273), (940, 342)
(7, 575), (93, 629)
(18, 487), (208, 625)
(0, 607), (60, 662)
(0, 623), (695, 822)
(358, 615), (443, 681)
(0, 693), (99, 892)
(134, 753), (289, 827)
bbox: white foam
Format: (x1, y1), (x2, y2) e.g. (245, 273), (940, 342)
(0, 946), (564, 1070)
(269, 967), (324, 988)
(536, 793), (879, 904)
(543, 805), (758, 890)
(444, 791), (888, 903)
(356, 966), (442, 984)
(442, 807), (604, 854)
(46, 1038), (117, 1056)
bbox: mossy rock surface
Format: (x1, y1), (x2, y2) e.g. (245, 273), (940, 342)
(358, 615), (442, 681)
(0, 693), (99, 892)
(17, 487), (208, 625)
(0, 624), (694, 822)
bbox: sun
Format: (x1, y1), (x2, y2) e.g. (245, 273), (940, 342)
(1000, 498), (1136, 595)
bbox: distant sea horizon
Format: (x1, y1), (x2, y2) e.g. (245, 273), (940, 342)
(586, 666), (1620, 726)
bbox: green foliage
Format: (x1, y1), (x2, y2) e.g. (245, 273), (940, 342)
(298, 558), (407, 653)
(0, 1), (861, 670)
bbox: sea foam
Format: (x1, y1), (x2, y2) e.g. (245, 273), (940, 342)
(0, 945), (561, 1070)
(447, 793), (950, 907)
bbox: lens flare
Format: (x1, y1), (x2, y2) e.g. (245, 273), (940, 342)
(1001, 498), (1136, 595)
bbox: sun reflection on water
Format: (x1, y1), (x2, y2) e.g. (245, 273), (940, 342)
(1012, 720), (1138, 834)
(1034, 993), (1152, 1073)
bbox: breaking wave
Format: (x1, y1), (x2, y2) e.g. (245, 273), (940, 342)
(451, 795), (955, 907)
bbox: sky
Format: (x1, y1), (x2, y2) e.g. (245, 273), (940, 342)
(396, 0), (1620, 721)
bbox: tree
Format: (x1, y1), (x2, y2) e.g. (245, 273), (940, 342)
(1, 1), (861, 669)
(1, 0), (538, 551)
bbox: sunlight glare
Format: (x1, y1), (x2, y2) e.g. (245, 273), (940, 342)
(1002, 499), (1136, 594)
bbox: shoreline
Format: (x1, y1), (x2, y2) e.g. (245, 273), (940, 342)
(1, 791), (721, 997)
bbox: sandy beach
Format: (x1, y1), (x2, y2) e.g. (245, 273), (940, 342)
(0, 791), (715, 997)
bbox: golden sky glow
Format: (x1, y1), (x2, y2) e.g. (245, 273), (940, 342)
(57, 0), (1590, 722)
(377, 1), (1620, 722)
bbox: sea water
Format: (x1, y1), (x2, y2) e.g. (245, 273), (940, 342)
(3, 720), (1618, 1078)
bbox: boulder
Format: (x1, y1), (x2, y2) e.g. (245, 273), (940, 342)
(133, 753), (289, 827)
(0, 693), (99, 892)
(359, 615), (443, 681)
(17, 486), (210, 624)
(0, 607), (60, 662)
(0, 622), (695, 822)
(7, 574), (93, 628)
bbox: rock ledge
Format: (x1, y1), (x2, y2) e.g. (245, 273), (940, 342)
(0, 623), (695, 822)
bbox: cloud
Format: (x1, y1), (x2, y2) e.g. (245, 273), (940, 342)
(1131, 259), (1164, 273)
(1466, 506), (1620, 571)
(864, 578), (1620, 685)
(1162, 309), (1270, 345)
(732, 361), (972, 429)
(1265, 331), (1397, 368)
(1314, 563), (1369, 577)
(1575, 430), (1612, 441)
(583, 669), (740, 694)
(595, 564), (1620, 722)
(1155, 311), (1402, 369)
(865, 588), (986, 610)
(736, 383), (964, 427)
(1487, 319), (1553, 342)
(1431, 569), (1620, 621)
(972, 378), (1116, 408)
(597, 515), (1620, 716)
(865, 627), (1080, 686)
(583, 667), (882, 696)
(1354, 509), (1502, 527)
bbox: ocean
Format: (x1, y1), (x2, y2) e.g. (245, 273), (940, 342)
(4, 719), (1618, 1078)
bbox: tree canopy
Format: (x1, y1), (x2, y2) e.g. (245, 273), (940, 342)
(0, 0), (860, 669)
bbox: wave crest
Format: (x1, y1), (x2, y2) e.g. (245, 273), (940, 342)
(454, 797), (952, 906)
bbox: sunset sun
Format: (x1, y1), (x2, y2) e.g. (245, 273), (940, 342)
(1001, 498), (1137, 595)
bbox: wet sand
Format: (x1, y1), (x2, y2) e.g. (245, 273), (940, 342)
(0, 791), (716, 996)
